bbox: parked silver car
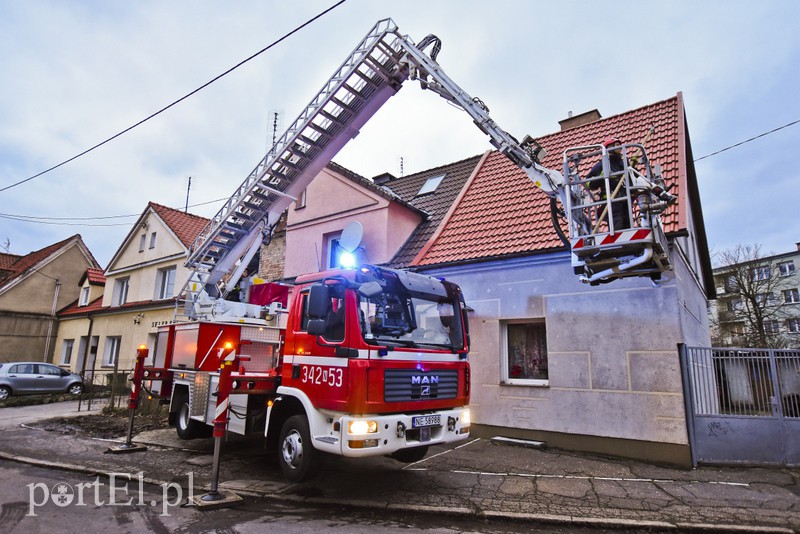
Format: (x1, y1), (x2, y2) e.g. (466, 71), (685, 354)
(0, 362), (83, 401)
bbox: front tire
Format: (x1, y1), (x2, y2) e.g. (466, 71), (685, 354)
(278, 415), (318, 482)
(67, 383), (83, 396)
(0, 385), (10, 401)
(176, 401), (204, 440)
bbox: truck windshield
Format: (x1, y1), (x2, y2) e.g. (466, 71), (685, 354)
(359, 291), (464, 351)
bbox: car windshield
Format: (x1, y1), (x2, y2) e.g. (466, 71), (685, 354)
(359, 290), (464, 351)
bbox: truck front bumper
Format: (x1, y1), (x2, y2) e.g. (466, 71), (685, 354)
(333, 407), (471, 458)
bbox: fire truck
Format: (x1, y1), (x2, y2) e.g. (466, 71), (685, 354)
(143, 18), (676, 482)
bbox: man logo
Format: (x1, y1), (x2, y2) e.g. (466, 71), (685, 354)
(420, 386), (431, 396)
(411, 375), (439, 385)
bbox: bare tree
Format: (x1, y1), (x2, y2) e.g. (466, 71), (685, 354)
(712, 244), (792, 348)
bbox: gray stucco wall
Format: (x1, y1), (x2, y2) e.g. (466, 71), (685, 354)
(422, 246), (709, 448)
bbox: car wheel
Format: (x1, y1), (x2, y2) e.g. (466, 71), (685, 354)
(278, 415), (318, 482)
(67, 383), (83, 396)
(390, 445), (429, 464)
(0, 386), (10, 401)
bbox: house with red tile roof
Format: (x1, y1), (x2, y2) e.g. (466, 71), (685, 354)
(55, 203), (210, 374)
(275, 93), (711, 465)
(0, 235), (99, 363)
(403, 93), (711, 466)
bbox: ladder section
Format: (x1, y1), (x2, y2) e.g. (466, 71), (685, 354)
(186, 18), (410, 291)
(562, 143), (673, 284)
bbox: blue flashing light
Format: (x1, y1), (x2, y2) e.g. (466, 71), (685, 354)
(338, 250), (357, 269)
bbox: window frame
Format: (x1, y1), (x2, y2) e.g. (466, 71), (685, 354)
(79, 286), (90, 306)
(61, 339), (74, 365)
(113, 277), (130, 306)
(500, 320), (549, 387)
(764, 319), (781, 335)
(787, 318), (800, 334)
(784, 288), (800, 304)
(779, 261), (796, 277)
(103, 336), (121, 367)
(155, 266), (177, 300)
(752, 265), (771, 281)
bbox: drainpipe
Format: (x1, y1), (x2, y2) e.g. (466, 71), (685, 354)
(42, 279), (61, 362)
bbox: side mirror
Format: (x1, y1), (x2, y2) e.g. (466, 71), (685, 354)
(307, 318), (327, 336)
(357, 281), (382, 299)
(307, 283), (330, 319)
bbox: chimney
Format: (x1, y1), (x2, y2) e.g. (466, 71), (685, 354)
(372, 172), (396, 186)
(796, 242), (800, 252)
(559, 109), (602, 131)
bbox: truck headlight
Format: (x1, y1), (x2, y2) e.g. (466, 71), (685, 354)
(461, 409), (471, 427)
(348, 420), (378, 435)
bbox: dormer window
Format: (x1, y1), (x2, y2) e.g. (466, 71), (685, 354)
(416, 174), (445, 196)
(79, 287), (90, 306)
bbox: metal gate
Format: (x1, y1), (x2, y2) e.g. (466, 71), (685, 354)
(680, 345), (800, 466)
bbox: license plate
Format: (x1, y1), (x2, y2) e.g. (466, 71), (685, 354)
(412, 415), (441, 428)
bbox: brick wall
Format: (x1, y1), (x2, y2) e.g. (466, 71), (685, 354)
(258, 212), (287, 281)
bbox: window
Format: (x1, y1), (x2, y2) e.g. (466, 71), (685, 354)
(416, 174), (445, 196)
(726, 298), (743, 312)
(103, 336), (121, 367)
(79, 287), (90, 306)
(325, 234), (343, 269)
(752, 266), (771, 281)
(61, 339), (74, 365)
(10, 363), (34, 374)
(784, 288), (800, 304)
(155, 266), (176, 299)
(113, 278), (130, 306)
(149, 232), (157, 249)
(38, 364), (61, 376)
(502, 322), (548, 385)
(755, 292), (778, 306)
(724, 275), (737, 293)
(764, 320), (781, 335)
(139, 234), (146, 252)
(779, 261), (796, 277)
(787, 318), (800, 333)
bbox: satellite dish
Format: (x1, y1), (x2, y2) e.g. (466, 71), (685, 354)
(339, 221), (363, 252)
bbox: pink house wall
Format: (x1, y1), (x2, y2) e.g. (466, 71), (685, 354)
(284, 167), (422, 278)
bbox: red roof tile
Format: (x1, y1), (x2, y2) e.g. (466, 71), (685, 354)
(85, 268), (106, 285)
(0, 235), (88, 286)
(149, 202), (210, 248)
(415, 95), (688, 267)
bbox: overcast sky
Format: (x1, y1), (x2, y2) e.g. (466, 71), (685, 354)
(1, 0), (798, 268)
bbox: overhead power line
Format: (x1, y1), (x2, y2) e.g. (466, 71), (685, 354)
(694, 118), (800, 162)
(0, 196), (229, 227)
(0, 0), (347, 194)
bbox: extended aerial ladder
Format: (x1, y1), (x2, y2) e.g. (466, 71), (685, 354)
(182, 18), (676, 318)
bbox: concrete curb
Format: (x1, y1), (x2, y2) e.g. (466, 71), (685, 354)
(1, 450), (794, 534)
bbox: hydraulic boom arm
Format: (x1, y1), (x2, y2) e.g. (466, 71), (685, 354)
(182, 18), (674, 318)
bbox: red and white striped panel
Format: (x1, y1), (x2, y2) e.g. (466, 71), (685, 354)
(572, 229), (652, 250)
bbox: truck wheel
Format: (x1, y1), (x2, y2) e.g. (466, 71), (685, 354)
(278, 415), (318, 482)
(391, 445), (429, 463)
(176, 401), (203, 440)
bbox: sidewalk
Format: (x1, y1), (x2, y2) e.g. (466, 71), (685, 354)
(1, 402), (798, 533)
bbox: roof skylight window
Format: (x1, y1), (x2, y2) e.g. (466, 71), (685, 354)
(416, 174), (445, 196)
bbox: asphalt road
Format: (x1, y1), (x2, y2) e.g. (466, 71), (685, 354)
(0, 459), (635, 534)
